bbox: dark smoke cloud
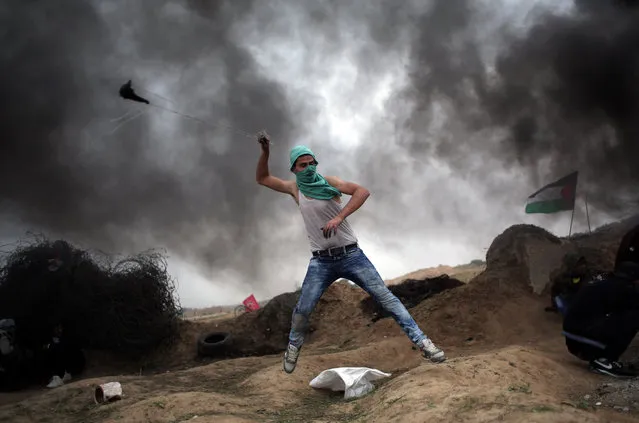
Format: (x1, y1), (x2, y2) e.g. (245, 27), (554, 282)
(0, 0), (315, 295)
(3, 0), (638, 305)
(395, 0), (639, 213)
(257, 0), (639, 257)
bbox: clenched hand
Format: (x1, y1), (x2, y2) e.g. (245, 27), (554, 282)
(257, 134), (270, 153)
(321, 216), (343, 239)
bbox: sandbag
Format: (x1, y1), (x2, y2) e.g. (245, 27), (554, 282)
(309, 367), (391, 399)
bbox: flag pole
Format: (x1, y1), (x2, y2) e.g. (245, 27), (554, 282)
(568, 206), (575, 238)
(568, 173), (578, 238)
(585, 195), (592, 234)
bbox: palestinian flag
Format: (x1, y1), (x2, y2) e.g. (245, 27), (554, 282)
(525, 171), (578, 214)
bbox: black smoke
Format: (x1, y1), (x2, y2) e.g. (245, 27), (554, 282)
(397, 0), (639, 213)
(0, 0), (316, 294)
(3, 0), (639, 303)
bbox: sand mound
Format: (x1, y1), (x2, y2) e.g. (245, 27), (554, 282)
(200, 274), (464, 360)
(162, 221), (633, 370)
(165, 224), (576, 365)
(5, 220), (639, 422)
(359, 225), (562, 349)
(570, 217), (639, 272)
(373, 222), (632, 352)
(151, 281), (371, 368)
(485, 224), (568, 294)
(223, 290), (302, 357)
(226, 282), (370, 356)
(385, 265), (457, 285)
(360, 274), (464, 322)
(2, 338), (630, 423)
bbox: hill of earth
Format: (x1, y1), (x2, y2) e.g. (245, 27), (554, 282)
(2, 216), (639, 422)
(385, 260), (486, 286)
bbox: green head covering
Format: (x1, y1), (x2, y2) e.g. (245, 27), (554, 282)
(289, 145), (341, 200)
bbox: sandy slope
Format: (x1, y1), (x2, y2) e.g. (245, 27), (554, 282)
(1, 284), (635, 423)
(0, 335), (633, 422)
(385, 263), (486, 286)
(1, 220), (639, 422)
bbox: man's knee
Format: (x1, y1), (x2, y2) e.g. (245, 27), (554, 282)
(371, 290), (410, 319)
(370, 285), (398, 306)
(291, 312), (311, 333)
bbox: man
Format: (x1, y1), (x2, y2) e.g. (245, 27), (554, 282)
(0, 318), (19, 391)
(255, 134), (446, 374)
(44, 324), (85, 388)
(562, 225), (639, 378)
(546, 253), (603, 316)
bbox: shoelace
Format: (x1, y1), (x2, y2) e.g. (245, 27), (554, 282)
(422, 340), (436, 351)
(287, 346), (299, 362)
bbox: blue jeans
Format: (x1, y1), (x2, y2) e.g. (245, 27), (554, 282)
(288, 246), (429, 348)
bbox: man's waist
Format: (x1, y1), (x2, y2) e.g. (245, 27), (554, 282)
(312, 243), (358, 257)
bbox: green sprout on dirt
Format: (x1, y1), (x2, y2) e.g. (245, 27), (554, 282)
(508, 382), (532, 394)
(458, 396), (480, 413)
(577, 398), (591, 410)
(531, 405), (555, 413)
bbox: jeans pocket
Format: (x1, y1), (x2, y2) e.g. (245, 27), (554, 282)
(345, 247), (363, 260)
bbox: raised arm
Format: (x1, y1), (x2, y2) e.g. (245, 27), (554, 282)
(256, 136), (296, 197)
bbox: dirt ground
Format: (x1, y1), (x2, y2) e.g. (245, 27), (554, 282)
(0, 322), (635, 423)
(1, 220), (639, 423)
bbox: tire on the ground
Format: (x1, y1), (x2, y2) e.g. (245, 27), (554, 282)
(197, 331), (232, 357)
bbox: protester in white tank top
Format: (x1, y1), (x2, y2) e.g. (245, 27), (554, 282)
(255, 133), (446, 374)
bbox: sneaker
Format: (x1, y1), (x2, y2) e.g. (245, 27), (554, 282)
(420, 338), (446, 363)
(589, 358), (638, 378)
(46, 375), (64, 388)
(62, 372), (72, 383)
(283, 343), (300, 374)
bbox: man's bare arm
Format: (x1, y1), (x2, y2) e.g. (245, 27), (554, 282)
(325, 176), (370, 220)
(256, 149), (296, 196)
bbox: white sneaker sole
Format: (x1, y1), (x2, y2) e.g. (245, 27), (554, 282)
(429, 354), (446, 363)
(283, 358), (297, 373)
(590, 366), (636, 378)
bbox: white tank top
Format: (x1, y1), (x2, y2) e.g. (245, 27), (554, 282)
(297, 192), (358, 252)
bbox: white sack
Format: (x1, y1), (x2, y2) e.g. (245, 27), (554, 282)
(309, 367), (391, 399)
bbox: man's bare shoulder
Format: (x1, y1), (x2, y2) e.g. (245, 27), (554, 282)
(324, 175), (347, 187)
(324, 176), (367, 196)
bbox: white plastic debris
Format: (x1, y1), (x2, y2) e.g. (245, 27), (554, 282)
(309, 367), (391, 399)
(94, 382), (123, 404)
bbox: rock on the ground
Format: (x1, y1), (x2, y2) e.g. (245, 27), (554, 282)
(584, 379), (639, 413)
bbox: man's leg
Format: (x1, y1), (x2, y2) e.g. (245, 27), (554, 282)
(600, 312), (639, 362)
(61, 340), (85, 380)
(339, 248), (445, 363)
(565, 337), (602, 362)
(577, 312), (639, 377)
(45, 343), (66, 388)
(284, 257), (336, 373)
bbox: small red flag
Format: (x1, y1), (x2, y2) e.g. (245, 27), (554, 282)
(242, 294), (260, 312)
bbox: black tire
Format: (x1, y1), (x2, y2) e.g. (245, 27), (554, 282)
(197, 331), (231, 357)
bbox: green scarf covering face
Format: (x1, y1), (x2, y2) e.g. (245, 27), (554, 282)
(289, 145), (341, 200)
